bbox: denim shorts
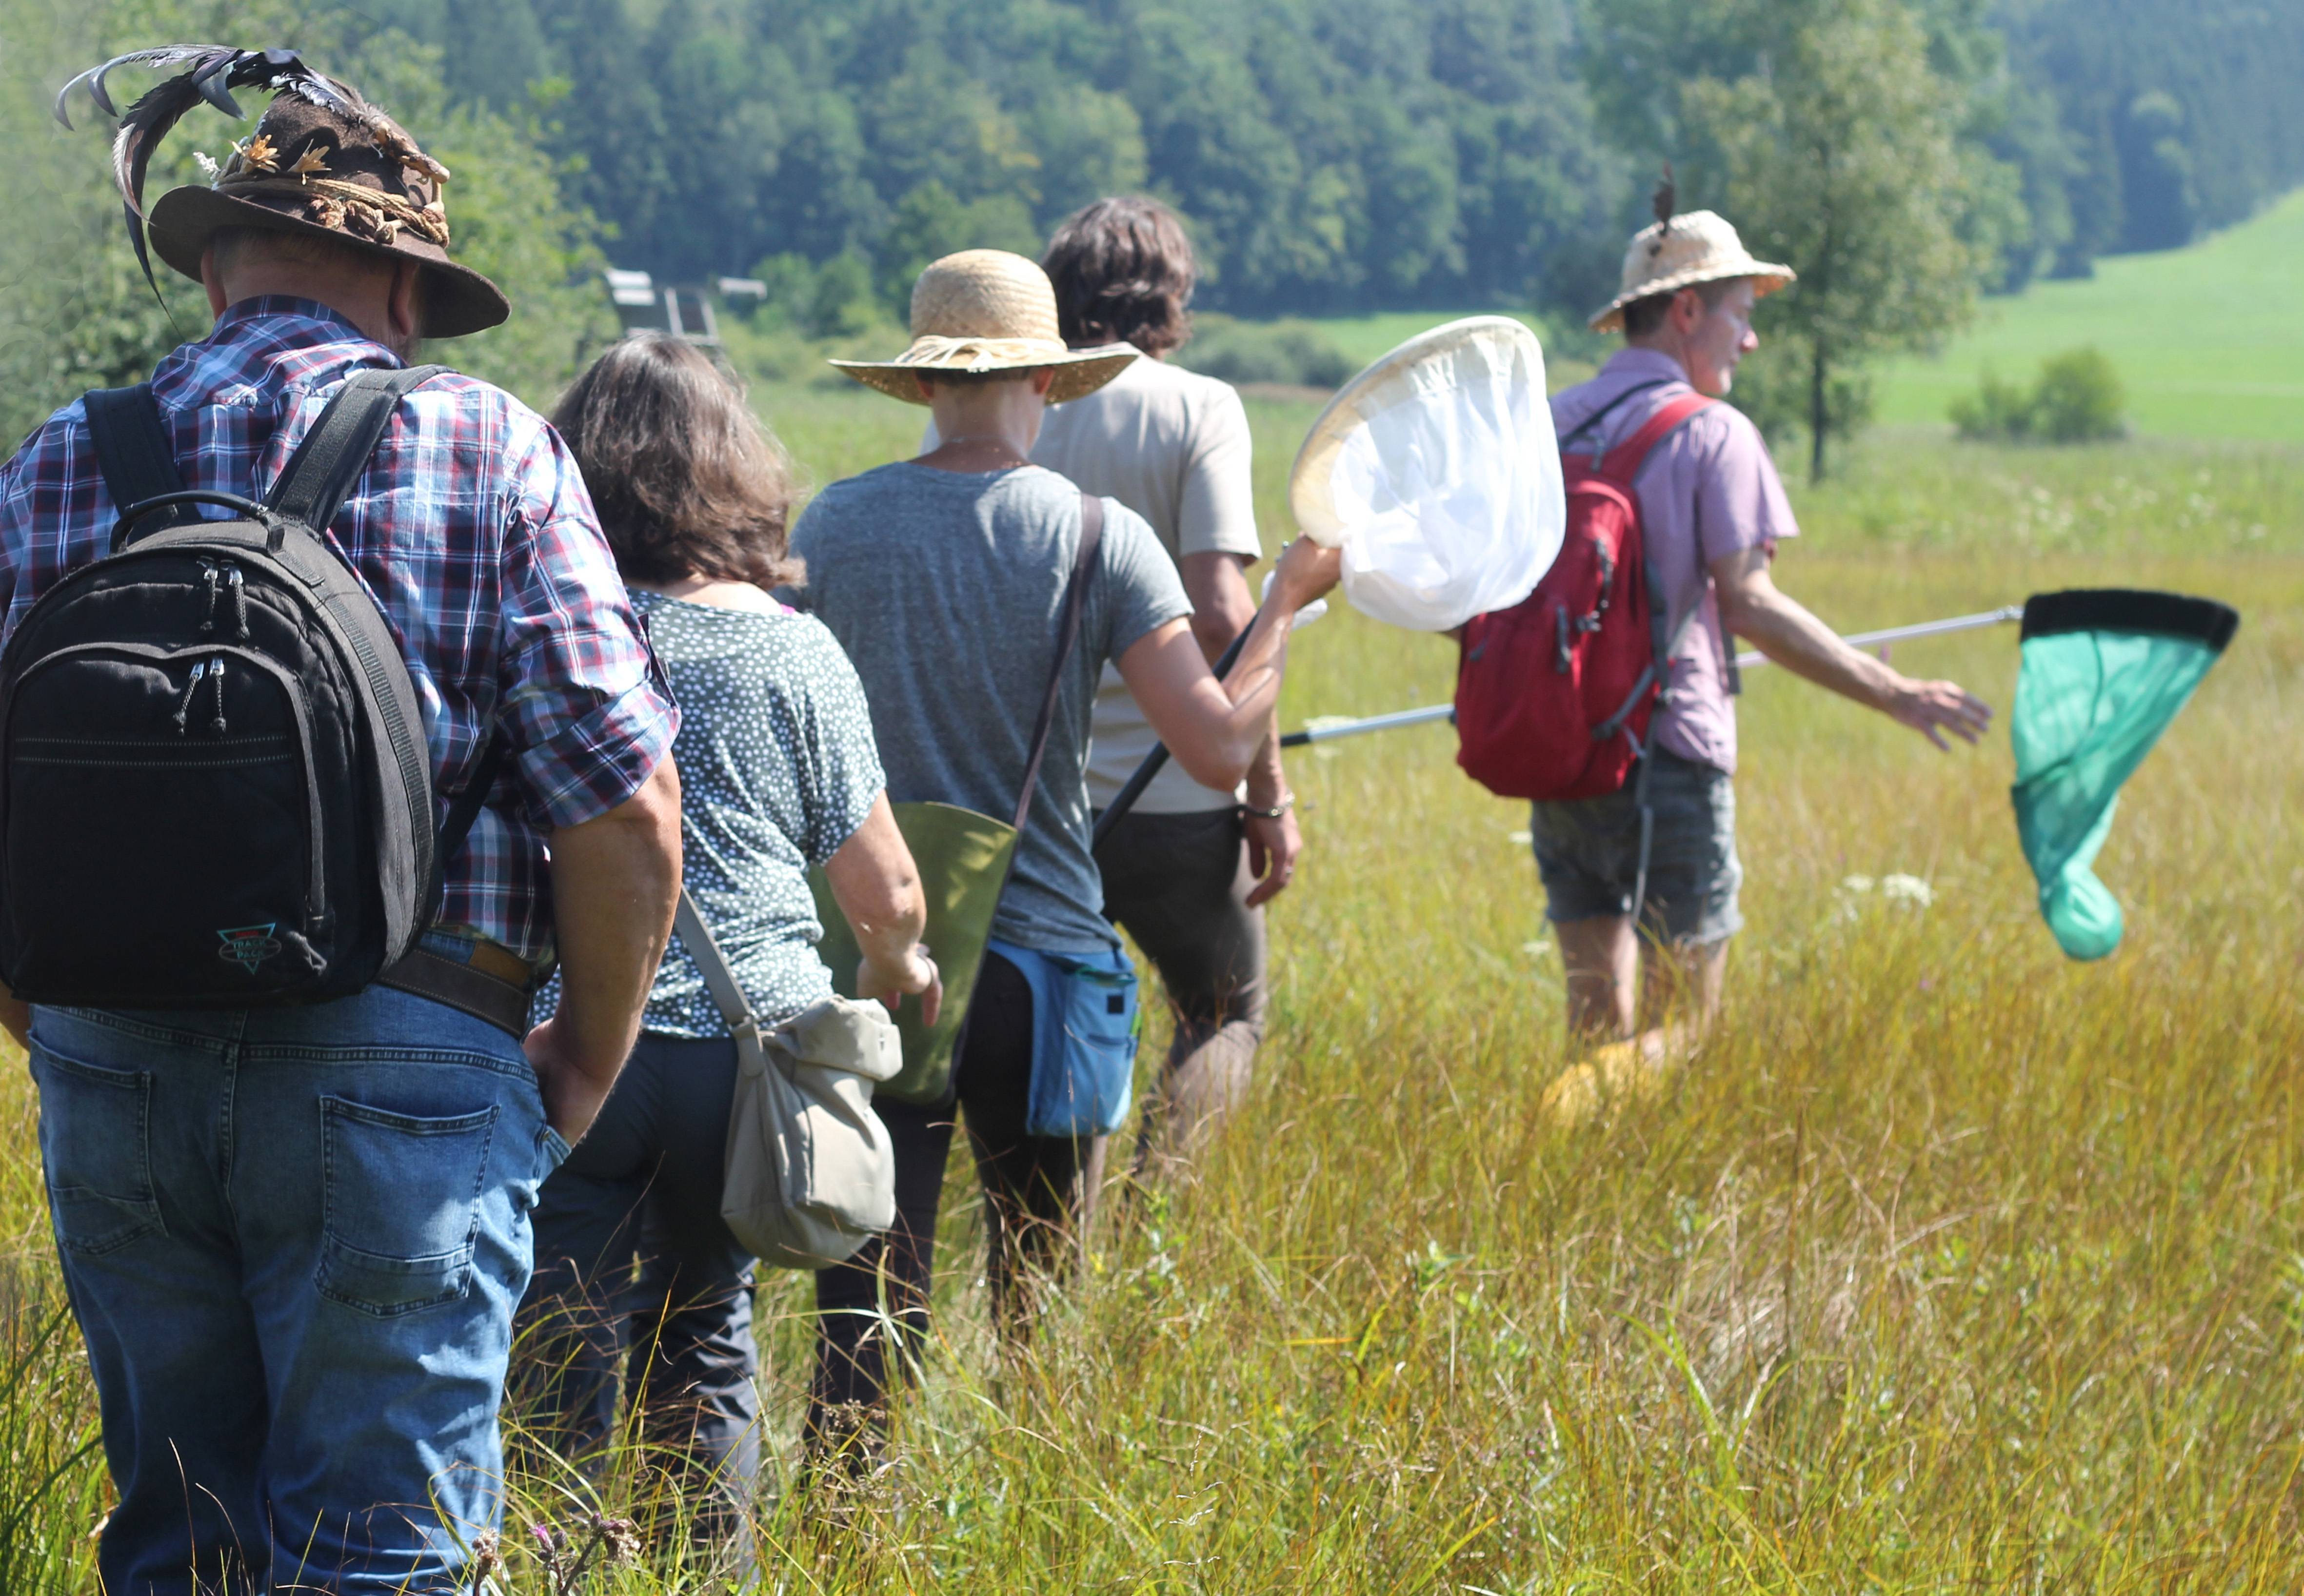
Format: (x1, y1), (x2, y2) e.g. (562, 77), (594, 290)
(1527, 750), (1745, 946)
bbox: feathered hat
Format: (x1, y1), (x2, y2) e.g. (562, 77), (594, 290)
(56, 47), (508, 338)
(1588, 167), (1795, 334)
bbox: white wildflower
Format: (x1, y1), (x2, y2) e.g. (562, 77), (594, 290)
(1883, 872), (1935, 908)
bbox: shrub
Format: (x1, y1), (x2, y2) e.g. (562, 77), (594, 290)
(1951, 347), (2126, 443)
(1175, 316), (1355, 389)
(2031, 347), (2128, 442)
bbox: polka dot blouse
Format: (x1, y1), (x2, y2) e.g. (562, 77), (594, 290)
(630, 589), (886, 1038)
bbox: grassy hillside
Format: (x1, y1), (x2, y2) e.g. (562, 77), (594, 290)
(1279, 189), (2304, 441)
(1877, 188), (2304, 440)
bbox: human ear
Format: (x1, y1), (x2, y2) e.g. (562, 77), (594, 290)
(388, 261), (424, 345)
(1031, 368), (1057, 397)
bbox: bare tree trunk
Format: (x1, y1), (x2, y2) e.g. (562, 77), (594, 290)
(1807, 341), (1828, 484)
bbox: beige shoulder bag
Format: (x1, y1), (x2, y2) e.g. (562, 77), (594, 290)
(674, 889), (902, 1270)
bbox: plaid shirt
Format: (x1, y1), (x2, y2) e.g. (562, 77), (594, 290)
(0, 297), (677, 960)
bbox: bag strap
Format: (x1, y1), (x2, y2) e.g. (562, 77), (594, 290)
(1009, 493), (1104, 834)
(1598, 391), (1715, 486)
(1557, 377), (1675, 470)
(267, 365), (449, 532)
(84, 384), (191, 530)
(1588, 394), (1721, 746)
(674, 886), (761, 1038)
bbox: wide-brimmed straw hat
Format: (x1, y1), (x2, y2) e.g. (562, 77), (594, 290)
(57, 47), (508, 338)
(830, 250), (1136, 405)
(1588, 210), (1795, 334)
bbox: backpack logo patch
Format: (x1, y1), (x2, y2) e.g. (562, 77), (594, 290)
(216, 924), (282, 974)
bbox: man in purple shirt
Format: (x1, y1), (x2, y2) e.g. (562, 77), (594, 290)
(0, 59), (680, 1593)
(1537, 207), (1991, 1041)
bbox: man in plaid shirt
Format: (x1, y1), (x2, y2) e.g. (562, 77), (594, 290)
(0, 63), (681, 1596)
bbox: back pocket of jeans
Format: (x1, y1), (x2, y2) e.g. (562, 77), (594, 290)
(30, 1045), (162, 1256)
(316, 1096), (497, 1318)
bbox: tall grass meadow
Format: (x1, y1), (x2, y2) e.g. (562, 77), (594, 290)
(0, 383), (2297, 1590)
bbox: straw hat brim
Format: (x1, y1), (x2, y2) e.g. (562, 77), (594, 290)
(1589, 260), (1795, 334)
(148, 185), (511, 340)
(829, 340), (1138, 406)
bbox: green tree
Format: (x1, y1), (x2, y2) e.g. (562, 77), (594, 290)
(1673, 0), (2012, 479)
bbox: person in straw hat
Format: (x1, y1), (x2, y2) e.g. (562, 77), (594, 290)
(4, 48), (683, 1592)
(1534, 180), (1991, 1079)
(792, 248), (1340, 1467)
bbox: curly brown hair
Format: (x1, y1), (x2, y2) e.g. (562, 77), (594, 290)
(551, 332), (803, 589)
(1041, 196), (1197, 356)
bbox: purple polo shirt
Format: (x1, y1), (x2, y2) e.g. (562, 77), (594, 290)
(1550, 348), (1799, 774)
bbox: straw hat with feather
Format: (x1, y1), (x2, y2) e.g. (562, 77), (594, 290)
(1588, 177), (1795, 334)
(831, 250), (1136, 405)
(55, 46), (508, 338)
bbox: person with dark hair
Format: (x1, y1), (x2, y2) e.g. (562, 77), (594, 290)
(796, 249), (1339, 1466)
(515, 332), (939, 1540)
(1538, 205), (1990, 1054)
(1033, 196), (1291, 1173)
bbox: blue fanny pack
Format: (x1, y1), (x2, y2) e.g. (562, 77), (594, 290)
(988, 937), (1140, 1139)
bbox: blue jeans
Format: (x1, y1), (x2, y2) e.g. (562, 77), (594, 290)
(28, 986), (568, 1596)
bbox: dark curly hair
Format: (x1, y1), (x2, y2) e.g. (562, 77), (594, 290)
(1041, 196), (1197, 356)
(551, 332), (803, 590)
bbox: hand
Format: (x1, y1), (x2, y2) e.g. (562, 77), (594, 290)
(1887, 677), (1994, 750)
(522, 1013), (620, 1144)
(1271, 536), (1344, 614)
(1242, 805), (1303, 907)
(858, 946), (942, 1027)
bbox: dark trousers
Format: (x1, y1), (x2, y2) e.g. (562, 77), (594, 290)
(516, 1033), (759, 1533)
(1093, 807), (1269, 1165)
(808, 951), (1091, 1447)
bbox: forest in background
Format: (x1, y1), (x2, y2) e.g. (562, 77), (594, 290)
(1, 0), (2299, 456)
(359, 0), (2304, 310)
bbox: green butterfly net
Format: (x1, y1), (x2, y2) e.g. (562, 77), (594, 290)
(2011, 590), (2238, 961)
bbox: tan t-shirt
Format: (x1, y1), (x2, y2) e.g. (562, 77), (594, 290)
(1032, 356), (1262, 812)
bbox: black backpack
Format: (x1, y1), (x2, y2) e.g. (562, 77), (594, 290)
(0, 367), (504, 1008)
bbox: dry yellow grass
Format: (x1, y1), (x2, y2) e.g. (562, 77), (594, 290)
(0, 400), (2298, 1592)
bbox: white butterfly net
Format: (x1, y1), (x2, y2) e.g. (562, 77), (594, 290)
(1290, 317), (1566, 632)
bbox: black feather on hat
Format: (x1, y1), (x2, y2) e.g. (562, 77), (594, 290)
(55, 46), (506, 338)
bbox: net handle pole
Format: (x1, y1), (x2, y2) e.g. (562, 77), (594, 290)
(1091, 611), (1261, 849)
(1271, 604), (2023, 749)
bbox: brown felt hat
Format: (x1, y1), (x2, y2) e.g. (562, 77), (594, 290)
(146, 90), (508, 338)
(829, 250), (1135, 405)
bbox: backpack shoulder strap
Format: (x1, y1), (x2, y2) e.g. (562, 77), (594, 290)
(1598, 391), (1716, 487)
(267, 364), (450, 532)
(1009, 493), (1105, 834)
(83, 385), (189, 525)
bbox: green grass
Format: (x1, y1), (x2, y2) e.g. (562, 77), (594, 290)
(1875, 190), (2304, 442)
(3, 395), (2302, 1591)
(1266, 187), (2304, 443)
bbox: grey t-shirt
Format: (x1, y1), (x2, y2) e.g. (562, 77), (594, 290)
(790, 462), (1190, 952)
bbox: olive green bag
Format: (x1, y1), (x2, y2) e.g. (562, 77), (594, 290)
(807, 494), (1104, 1104)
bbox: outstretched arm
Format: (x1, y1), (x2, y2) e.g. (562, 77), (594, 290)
(1116, 538), (1342, 793)
(1709, 547), (1993, 749)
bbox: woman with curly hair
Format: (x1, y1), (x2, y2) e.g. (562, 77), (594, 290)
(515, 332), (939, 1540)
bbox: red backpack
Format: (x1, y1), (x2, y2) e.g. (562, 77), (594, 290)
(1454, 387), (1715, 801)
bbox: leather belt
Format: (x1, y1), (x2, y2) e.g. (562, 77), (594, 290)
(377, 944), (534, 1037)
